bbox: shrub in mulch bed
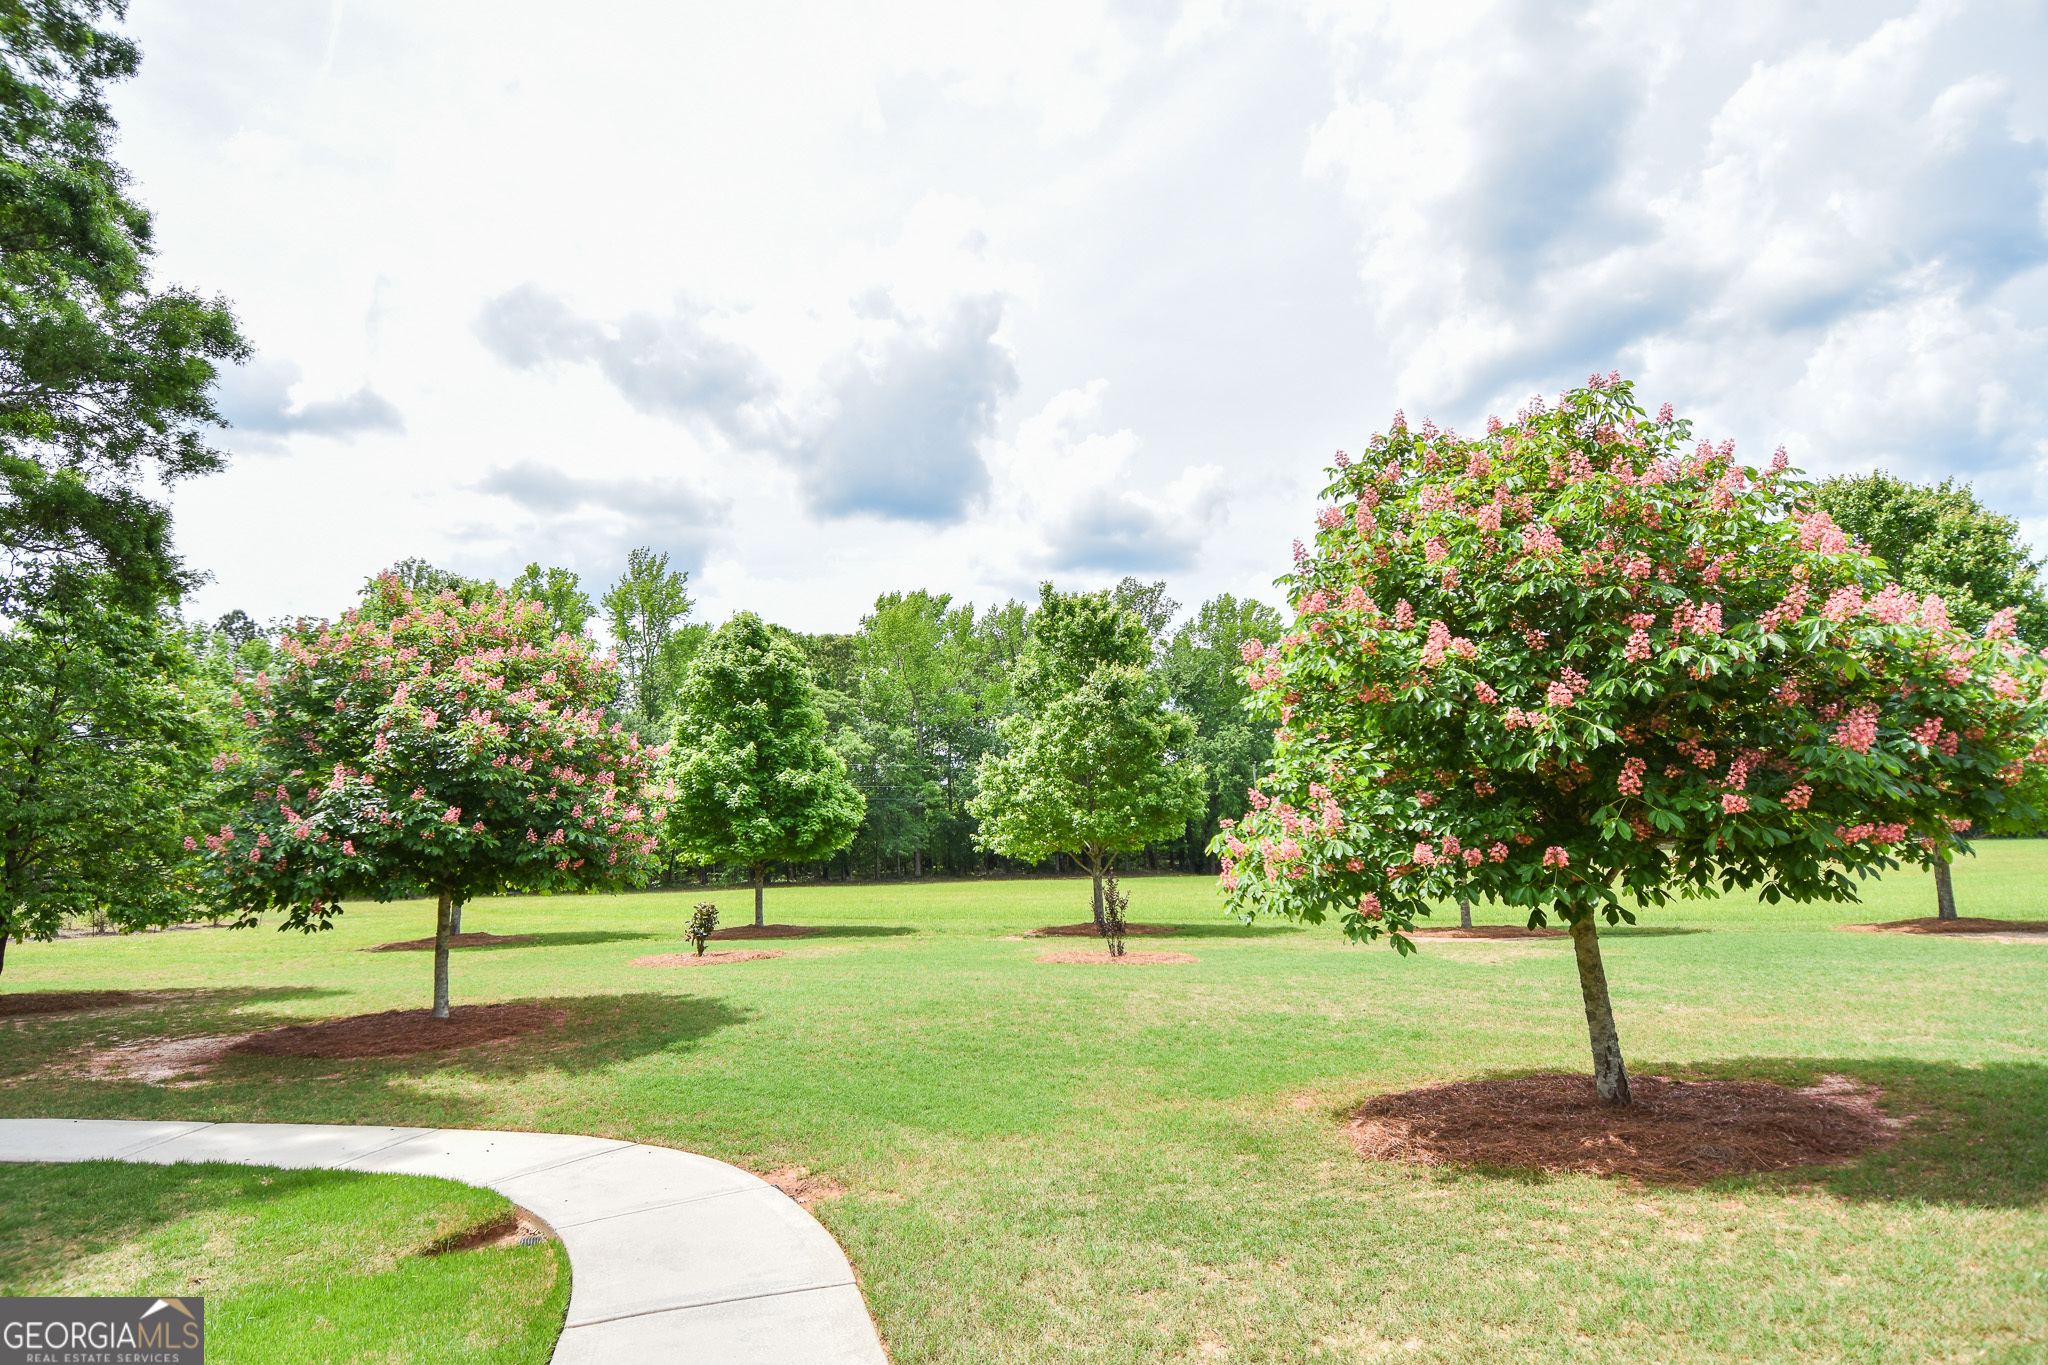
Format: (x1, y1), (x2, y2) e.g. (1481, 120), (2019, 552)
(1347, 1072), (1901, 1182)
(1405, 926), (1565, 940)
(365, 933), (538, 952)
(706, 924), (817, 940)
(631, 950), (786, 967)
(1840, 916), (2048, 936)
(0, 991), (143, 1017)
(228, 1004), (566, 1059)
(1036, 950), (1197, 965)
(1028, 923), (1178, 938)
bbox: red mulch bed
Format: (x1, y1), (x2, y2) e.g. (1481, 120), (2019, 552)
(706, 924), (818, 940)
(365, 933), (537, 952)
(631, 950), (786, 967)
(1840, 916), (2048, 936)
(0, 991), (143, 1017)
(1347, 1073), (1900, 1182)
(1036, 950), (1197, 965)
(228, 1004), (566, 1059)
(1408, 926), (1566, 940)
(1029, 923), (1178, 938)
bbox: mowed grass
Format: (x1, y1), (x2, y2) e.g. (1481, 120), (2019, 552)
(0, 1160), (566, 1364)
(2, 846), (2046, 1362)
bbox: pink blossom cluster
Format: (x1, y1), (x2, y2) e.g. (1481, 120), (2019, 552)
(1833, 705), (1880, 754)
(1617, 756), (1647, 795)
(1541, 846), (1569, 868)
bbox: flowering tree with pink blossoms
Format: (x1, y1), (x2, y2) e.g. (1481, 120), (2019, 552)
(205, 576), (667, 1017)
(1213, 376), (2048, 1105)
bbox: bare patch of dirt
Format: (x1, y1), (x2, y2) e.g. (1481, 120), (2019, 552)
(1036, 950), (1198, 965)
(1407, 926), (1566, 940)
(1346, 1072), (1902, 1182)
(366, 932), (537, 952)
(80, 1034), (251, 1084)
(631, 950), (787, 967)
(228, 1004), (566, 1059)
(760, 1165), (847, 1206)
(1028, 923), (1179, 937)
(1841, 916), (2048, 941)
(707, 924), (818, 940)
(425, 1208), (554, 1254)
(0, 990), (146, 1017)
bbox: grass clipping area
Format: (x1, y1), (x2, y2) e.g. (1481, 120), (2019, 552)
(0, 1160), (566, 1363)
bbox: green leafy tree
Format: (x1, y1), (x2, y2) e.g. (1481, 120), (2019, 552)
(207, 577), (665, 1016)
(1814, 472), (2048, 918)
(1110, 576), (1180, 653)
(603, 546), (694, 735)
(1161, 593), (1286, 868)
(507, 562), (595, 638)
(1218, 379), (2048, 1105)
(662, 612), (865, 924)
(0, 573), (216, 975)
(0, 0), (249, 610)
(971, 584), (1207, 925)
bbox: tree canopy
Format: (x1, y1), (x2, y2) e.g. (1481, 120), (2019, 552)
(662, 611), (865, 923)
(1218, 378), (2048, 1103)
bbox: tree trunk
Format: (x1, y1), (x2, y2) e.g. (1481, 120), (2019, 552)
(914, 847), (922, 878)
(449, 902), (463, 935)
(1933, 857), (1957, 921)
(1569, 916), (1630, 1105)
(753, 865), (765, 927)
(1459, 898), (1472, 929)
(432, 889), (454, 1020)
(1087, 850), (1107, 928)
(0, 928), (8, 979)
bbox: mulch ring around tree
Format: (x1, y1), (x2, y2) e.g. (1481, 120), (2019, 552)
(1028, 923), (1179, 938)
(631, 950), (786, 968)
(365, 933), (538, 952)
(1406, 926), (1567, 941)
(1036, 950), (1198, 965)
(1347, 1072), (1902, 1183)
(0, 991), (146, 1017)
(1840, 916), (2048, 940)
(227, 1004), (567, 1060)
(706, 924), (819, 940)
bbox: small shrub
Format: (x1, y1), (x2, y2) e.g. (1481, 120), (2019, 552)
(1100, 873), (1129, 958)
(687, 902), (719, 956)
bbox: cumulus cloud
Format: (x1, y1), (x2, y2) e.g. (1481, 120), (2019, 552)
(464, 461), (728, 574)
(473, 286), (1015, 523)
(215, 357), (404, 446)
(1304, 0), (2048, 496)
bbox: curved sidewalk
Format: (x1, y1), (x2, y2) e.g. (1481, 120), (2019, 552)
(0, 1118), (889, 1364)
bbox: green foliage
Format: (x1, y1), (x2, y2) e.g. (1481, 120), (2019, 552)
(506, 562), (594, 638)
(687, 900), (718, 955)
(0, 572), (217, 961)
(971, 584), (1206, 882)
(661, 611), (865, 874)
(1813, 472), (2048, 639)
(1219, 379), (2048, 950)
(1161, 592), (1285, 855)
(0, 0), (248, 609)
(207, 576), (665, 945)
(602, 546), (693, 734)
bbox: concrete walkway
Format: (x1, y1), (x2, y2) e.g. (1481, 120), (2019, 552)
(0, 1118), (890, 1364)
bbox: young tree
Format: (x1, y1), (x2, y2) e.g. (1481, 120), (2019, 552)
(0, 573), (216, 976)
(206, 578), (664, 1017)
(662, 612), (865, 924)
(1216, 378), (2048, 1105)
(507, 562), (596, 638)
(1814, 472), (2048, 918)
(971, 585), (1207, 925)
(603, 547), (694, 734)
(0, 0), (250, 612)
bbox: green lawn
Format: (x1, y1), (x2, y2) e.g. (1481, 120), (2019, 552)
(2, 846), (2045, 1362)
(0, 1160), (566, 1363)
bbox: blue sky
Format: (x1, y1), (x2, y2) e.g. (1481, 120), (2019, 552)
(111, 0), (2048, 632)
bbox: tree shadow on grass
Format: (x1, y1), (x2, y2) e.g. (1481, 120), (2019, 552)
(1157, 923), (1306, 939)
(467, 930), (658, 949)
(794, 925), (920, 938)
(1599, 926), (1709, 938)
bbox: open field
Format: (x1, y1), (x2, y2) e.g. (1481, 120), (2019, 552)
(0, 1159), (565, 1363)
(2, 847), (2045, 1362)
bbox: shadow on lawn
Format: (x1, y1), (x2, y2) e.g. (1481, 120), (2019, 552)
(1425, 1058), (2048, 1210)
(466, 930), (657, 949)
(1156, 923), (1305, 939)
